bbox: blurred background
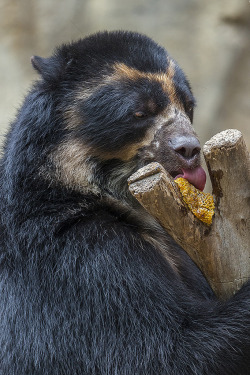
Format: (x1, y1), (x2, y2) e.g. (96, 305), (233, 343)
(0, 0), (249, 153)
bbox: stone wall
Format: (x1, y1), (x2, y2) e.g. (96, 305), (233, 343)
(0, 0), (249, 150)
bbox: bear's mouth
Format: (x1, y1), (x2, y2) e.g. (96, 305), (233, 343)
(172, 166), (206, 191)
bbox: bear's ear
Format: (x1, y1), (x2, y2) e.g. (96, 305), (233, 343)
(31, 56), (50, 77)
(31, 55), (63, 82)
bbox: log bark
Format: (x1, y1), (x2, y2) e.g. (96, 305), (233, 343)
(128, 129), (250, 300)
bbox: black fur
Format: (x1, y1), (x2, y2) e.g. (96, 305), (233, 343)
(0, 31), (250, 375)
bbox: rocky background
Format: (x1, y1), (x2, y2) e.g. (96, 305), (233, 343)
(0, 0), (249, 154)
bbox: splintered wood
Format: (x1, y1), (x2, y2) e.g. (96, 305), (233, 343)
(128, 129), (250, 300)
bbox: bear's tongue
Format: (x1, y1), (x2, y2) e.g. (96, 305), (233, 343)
(174, 166), (206, 191)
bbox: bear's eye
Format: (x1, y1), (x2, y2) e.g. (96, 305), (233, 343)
(134, 111), (147, 119)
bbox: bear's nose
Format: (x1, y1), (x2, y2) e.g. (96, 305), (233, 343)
(170, 136), (201, 159)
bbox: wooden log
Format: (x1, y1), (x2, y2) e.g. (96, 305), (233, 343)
(128, 129), (250, 300)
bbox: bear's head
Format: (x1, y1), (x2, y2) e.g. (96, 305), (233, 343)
(30, 31), (205, 202)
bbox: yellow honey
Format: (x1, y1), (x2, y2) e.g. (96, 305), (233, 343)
(175, 177), (215, 225)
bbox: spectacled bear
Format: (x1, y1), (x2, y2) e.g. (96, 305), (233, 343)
(0, 31), (250, 375)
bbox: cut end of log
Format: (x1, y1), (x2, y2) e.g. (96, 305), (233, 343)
(203, 129), (242, 155)
(128, 162), (163, 185)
